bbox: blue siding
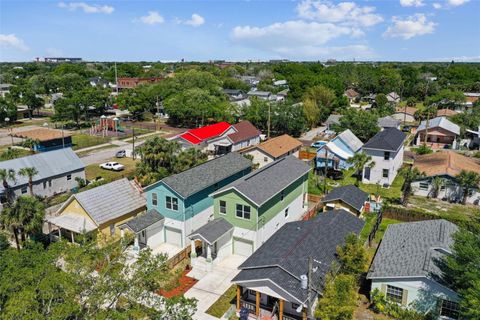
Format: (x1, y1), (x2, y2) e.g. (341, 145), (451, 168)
(316, 137), (356, 170)
(146, 167), (251, 222)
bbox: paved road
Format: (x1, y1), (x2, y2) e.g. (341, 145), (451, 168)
(79, 140), (132, 165)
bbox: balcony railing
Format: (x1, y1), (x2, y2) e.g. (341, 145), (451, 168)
(240, 297), (302, 320)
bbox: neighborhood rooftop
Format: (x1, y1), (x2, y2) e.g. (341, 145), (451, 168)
(255, 134), (302, 158)
(228, 121), (261, 144)
(322, 185), (368, 212)
(363, 127), (405, 151)
(214, 155), (310, 207)
(367, 219), (458, 280)
(233, 209), (365, 304)
(377, 116), (401, 128)
(123, 208), (164, 233)
(0, 148), (84, 193)
(159, 152), (252, 199)
(334, 129), (363, 152)
(12, 127), (72, 141)
(413, 151), (480, 177)
(67, 178), (146, 226)
(188, 217), (233, 245)
(179, 121), (231, 145)
(417, 116), (460, 135)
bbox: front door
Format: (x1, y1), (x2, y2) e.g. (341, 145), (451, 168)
(139, 229), (147, 245)
(364, 167), (371, 181)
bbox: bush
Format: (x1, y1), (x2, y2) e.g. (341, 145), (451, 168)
(413, 144), (433, 155)
(0, 233), (9, 251)
(370, 288), (428, 320)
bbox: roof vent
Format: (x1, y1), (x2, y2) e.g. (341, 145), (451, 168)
(300, 274), (308, 290)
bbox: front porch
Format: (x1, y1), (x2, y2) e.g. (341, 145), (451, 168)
(45, 213), (97, 243)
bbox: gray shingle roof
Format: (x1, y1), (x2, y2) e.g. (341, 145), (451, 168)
(73, 178), (146, 226)
(232, 209), (365, 303)
(214, 156), (310, 207)
(322, 185), (368, 212)
(0, 148), (84, 193)
(325, 114), (342, 126)
(161, 152), (252, 199)
(377, 116), (401, 128)
(188, 218), (233, 245)
(417, 116), (460, 135)
(367, 219), (458, 281)
(124, 209), (164, 233)
(363, 127), (405, 151)
(336, 129), (363, 152)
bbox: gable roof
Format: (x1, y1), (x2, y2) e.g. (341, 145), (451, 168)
(367, 219), (458, 281)
(160, 152), (252, 199)
(123, 209), (164, 233)
(188, 218), (233, 245)
(395, 106), (417, 116)
(213, 156), (310, 207)
(0, 148), (84, 193)
(228, 121), (261, 144)
(417, 117), (460, 135)
(255, 134), (302, 159)
(344, 89), (359, 98)
(233, 209), (365, 304)
(179, 122), (231, 145)
(322, 185), (368, 212)
(72, 178), (146, 226)
(363, 128), (405, 152)
(325, 114), (342, 126)
(387, 92), (400, 102)
(377, 116), (401, 128)
(413, 151), (480, 177)
(335, 129), (363, 152)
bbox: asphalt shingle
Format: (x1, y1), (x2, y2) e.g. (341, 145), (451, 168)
(124, 208), (164, 233)
(188, 218), (233, 245)
(322, 185), (368, 212)
(363, 127), (405, 151)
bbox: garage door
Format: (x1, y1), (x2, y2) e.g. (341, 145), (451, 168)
(165, 227), (182, 247)
(233, 238), (254, 256)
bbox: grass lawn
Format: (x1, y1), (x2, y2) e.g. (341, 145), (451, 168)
(407, 196), (478, 223)
(0, 147), (31, 160)
(206, 285), (237, 318)
(71, 134), (111, 150)
(85, 157), (138, 182)
(359, 212), (377, 242)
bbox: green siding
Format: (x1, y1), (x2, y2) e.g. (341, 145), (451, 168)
(214, 191), (258, 230)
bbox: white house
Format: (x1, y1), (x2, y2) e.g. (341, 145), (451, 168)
(362, 128), (405, 186)
(367, 220), (460, 319)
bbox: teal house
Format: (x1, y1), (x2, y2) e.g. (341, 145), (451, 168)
(143, 152), (252, 256)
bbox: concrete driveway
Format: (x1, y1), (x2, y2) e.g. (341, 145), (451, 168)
(185, 255), (246, 320)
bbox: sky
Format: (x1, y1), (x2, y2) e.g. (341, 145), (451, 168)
(0, 0), (479, 62)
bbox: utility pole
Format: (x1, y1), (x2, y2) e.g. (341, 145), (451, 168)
(132, 126), (135, 160)
(267, 103), (271, 139)
(306, 256), (313, 318)
(114, 62), (119, 94)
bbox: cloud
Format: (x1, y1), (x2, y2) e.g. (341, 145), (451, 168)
(400, 0), (424, 7)
(447, 0), (469, 6)
(0, 34), (29, 51)
(432, 3), (442, 9)
(296, 0), (383, 27)
(231, 20), (373, 59)
(139, 11), (164, 25)
(184, 14), (205, 27)
(383, 14), (436, 40)
(58, 2), (114, 14)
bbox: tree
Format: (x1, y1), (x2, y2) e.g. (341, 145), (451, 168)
(429, 176), (444, 199)
(399, 166), (424, 206)
(375, 93), (388, 109)
(347, 152), (375, 186)
(336, 233), (368, 276)
(0, 195), (45, 247)
(302, 85), (336, 126)
(315, 273), (357, 320)
(334, 108), (379, 141)
(0, 97), (17, 124)
(0, 232), (9, 251)
(18, 167), (39, 196)
(21, 137), (40, 153)
(173, 148), (208, 174)
(0, 168), (16, 204)
(456, 170), (480, 204)
(440, 228), (480, 319)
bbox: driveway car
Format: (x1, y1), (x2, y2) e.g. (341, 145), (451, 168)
(115, 150), (126, 158)
(100, 162), (125, 171)
(311, 140), (327, 149)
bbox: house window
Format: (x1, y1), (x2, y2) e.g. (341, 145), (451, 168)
(284, 208), (289, 218)
(440, 299), (460, 319)
(166, 196), (178, 211)
(219, 200), (227, 214)
(43, 181), (47, 189)
(384, 152), (390, 160)
(152, 193), (158, 206)
(386, 285), (403, 304)
(382, 169), (389, 178)
(236, 204), (251, 219)
(264, 157), (268, 162)
(110, 224), (115, 236)
(67, 174), (72, 181)
(419, 182), (429, 190)
(21, 187), (27, 194)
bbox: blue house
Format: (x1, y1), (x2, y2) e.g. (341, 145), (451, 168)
(143, 152), (252, 256)
(316, 129), (363, 170)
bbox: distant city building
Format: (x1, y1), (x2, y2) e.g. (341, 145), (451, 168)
(44, 57), (82, 63)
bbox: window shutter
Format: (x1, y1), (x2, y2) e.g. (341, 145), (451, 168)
(401, 289), (408, 306)
(380, 284), (387, 294)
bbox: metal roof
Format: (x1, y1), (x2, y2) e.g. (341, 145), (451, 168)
(377, 116), (401, 128)
(417, 117), (460, 135)
(0, 148), (84, 193)
(335, 129), (363, 152)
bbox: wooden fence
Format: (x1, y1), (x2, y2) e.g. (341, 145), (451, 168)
(368, 210), (383, 247)
(299, 150), (316, 161)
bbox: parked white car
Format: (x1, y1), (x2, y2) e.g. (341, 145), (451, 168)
(100, 162), (124, 171)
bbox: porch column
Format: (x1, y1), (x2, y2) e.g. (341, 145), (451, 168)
(236, 285), (241, 310)
(255, 291), (260, 316)
(190, 240), (197, 258)
(133, 235), (139, 251)
(302, 308), (307, 320)
(206, 244), (212, 261)
(279, 299), (284, 320)
(71, 231), (75, 244)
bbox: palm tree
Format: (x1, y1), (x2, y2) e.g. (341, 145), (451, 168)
(456, 170), (480, 204)
(18, 167), (39, 196)
(399, 166), (425, 206)
(21, 138), (40, 154)
(0, 195), (45, 249)
(0, 168), (16, 204)
(347, 152), (375, 186)
(429, 176), (444, 199)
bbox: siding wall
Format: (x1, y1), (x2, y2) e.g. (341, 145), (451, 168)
(411, 176), (480, 204)
(363, 147), (404, 186)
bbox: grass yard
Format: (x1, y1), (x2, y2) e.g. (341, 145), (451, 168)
(359, 212), (377, 242)
(206, 285), (237, 318)
(85, 157), (138, 182)
(0, 147), (31, 160)
(71, 134), (111, 150)
(407, 196), (478, 223)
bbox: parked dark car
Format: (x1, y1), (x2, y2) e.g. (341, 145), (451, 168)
(115, 150), (126, 158)
(317, 168), (344, 180)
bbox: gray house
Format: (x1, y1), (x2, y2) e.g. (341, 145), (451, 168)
(368, 220), (460, 319)
(232, 209), (364, 320)
(0, 148), (85, 208)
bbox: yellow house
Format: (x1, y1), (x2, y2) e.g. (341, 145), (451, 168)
(322, 185), (368, 216)
(46, 178), (146, 242)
